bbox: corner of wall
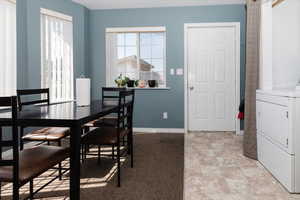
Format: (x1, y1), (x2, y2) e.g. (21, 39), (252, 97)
(16, 0), (29, 89)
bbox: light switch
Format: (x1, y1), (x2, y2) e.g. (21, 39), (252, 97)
(163, 112), (168, 119)
(170, 68), (175, 75)
(176, 68), (184, 75)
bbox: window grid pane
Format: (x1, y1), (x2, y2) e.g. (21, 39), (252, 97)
(139, 32), (165, 85)
(108, 30), (165, 87)
(116, 33), (139, 80)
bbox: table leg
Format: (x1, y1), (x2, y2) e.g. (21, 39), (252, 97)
(70, 123), (81, 200)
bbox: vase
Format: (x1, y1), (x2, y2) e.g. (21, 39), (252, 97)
(148, 80), (156, 88)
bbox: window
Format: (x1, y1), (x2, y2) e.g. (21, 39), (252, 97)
(106, 27), (166, 87)
(0, 0), (16, 96)
(41, 8), (74, 103)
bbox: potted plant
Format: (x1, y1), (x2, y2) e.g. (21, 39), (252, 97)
(114, 74), (127, 87)
(134, 80), (139, 87)
(126, 78), (135, 87)
(148, 69), (157, 88)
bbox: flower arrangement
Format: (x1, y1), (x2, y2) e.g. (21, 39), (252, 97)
(114, 74), (127, 87)
(114, 74), (139, 87)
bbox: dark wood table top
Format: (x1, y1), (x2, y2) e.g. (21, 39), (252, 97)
(0, 100), (121, 200)
(0, 100), (118, 126)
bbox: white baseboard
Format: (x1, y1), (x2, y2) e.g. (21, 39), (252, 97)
(133, 128), (184, 134)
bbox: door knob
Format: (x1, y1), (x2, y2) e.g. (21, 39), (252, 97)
(189, 86), (194, 90)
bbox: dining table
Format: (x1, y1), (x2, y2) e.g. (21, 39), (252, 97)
(0, 100), (119, 200)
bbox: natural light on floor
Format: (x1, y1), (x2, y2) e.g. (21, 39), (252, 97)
(0, 146), (127, 199)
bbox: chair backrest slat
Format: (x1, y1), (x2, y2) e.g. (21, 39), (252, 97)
(101, 88), (127, 114)
(21, 99), (48, 106)
(0, 160), (16, 166)
(0, 140), (14, 147)
(102, 96), (121, 99)
(102, 87), (126, 102)
(17, 88), (50, 111)
(17, 88), (49, 95)
(102, 87), (127, 92)
(0, 97), (14, 107)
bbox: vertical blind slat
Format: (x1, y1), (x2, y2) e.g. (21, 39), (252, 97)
(41, 12), (73, 103)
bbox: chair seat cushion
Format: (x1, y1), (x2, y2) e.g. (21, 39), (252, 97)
(22, 127), (70, 141)
(84, 119), (101, 127)
(0, 145), (69, 184)
(84, 117), (118, 127)
(82, 126), (129, 145)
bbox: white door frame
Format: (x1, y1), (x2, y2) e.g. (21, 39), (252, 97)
(184, 22), (241, 135)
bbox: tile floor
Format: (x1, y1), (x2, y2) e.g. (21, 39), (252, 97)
(184, 132), (300, 200)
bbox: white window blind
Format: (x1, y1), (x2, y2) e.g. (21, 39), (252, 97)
(106, 27), (166, 87)
(41, 9), (74, 103)
(0, 0), (16, 96)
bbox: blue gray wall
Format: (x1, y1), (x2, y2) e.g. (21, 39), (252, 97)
(9, 0), (89, 141)
(14, 1), (246, 130)
(87, 5), (246, 128)
(16, 0), (89, 89)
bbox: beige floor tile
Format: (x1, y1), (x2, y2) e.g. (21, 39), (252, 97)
(184, 132), (300, 200)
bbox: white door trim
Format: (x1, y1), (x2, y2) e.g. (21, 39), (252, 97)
(184, 22), (241, 135)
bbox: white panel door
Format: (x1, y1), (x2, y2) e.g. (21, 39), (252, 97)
(187, 25), (237, 131)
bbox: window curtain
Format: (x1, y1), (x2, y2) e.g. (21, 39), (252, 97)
(0, 0), (16, 96)
(243, 0), (261, 160)
(41, 14), (73, 102)
(106, 33), (119, 86)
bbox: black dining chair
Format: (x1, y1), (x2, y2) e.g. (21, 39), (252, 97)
(17, 89), (70, 180)
(83, 87), (127, 160)
(0, 96), (69, 200)
(81, 90), (135, 187)
(84, 87), (127, 128)
(17, 89), (70, 150)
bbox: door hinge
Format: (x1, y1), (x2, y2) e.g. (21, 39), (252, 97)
(286, 138), (289, 146)
(286, 111), (289, 118)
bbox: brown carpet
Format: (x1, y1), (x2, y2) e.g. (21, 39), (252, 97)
(1, 133), (184, 200)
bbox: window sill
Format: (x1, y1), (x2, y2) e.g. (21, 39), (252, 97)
(106, 87), (171, 90)
(132, 87), (170, 90)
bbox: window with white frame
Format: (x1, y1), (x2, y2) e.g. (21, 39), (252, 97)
(41, 8), (74, 103)
(106, 27), (166, 87)
(0, 0), (16, 96)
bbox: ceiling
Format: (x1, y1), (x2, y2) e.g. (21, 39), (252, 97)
(72, 0), (246, 10)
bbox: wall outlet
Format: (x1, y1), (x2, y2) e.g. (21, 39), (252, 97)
(163, 112), (168, 119)
(176, 68), (184, 75)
